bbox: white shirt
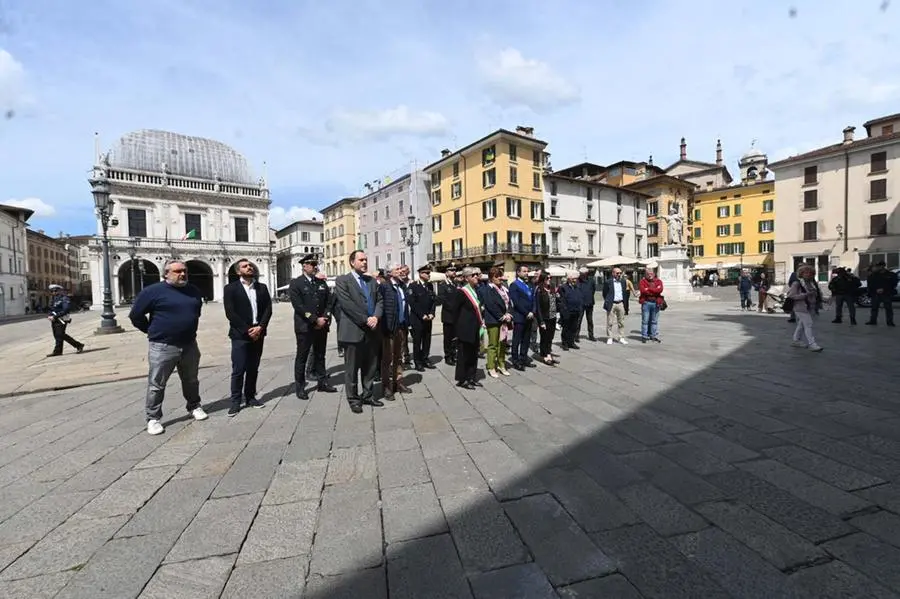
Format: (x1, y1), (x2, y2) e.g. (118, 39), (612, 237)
(241, 279), (258, 325)
(612, 278), (624, 302)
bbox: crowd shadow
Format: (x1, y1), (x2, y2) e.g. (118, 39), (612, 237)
(300, 305), (900, 598)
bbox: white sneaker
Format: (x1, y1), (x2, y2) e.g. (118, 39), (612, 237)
(808, 344), (824, 352)
(191, 407), (209, 421)
(488, 369), (500, 378)
(791, 340), (806, 348)
(618, 338), (628, 345)
(147, 420), (164, 435)
(607, 338), (614, 345)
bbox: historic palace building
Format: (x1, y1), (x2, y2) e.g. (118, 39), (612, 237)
(88, 129), (273, 305)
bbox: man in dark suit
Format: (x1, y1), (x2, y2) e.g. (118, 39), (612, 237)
(379, 264), (410, 400)
(453, 267), (484, 389)
(223, 258), (272, 416)
(508, 264), (536, 370)
(436, 264), (459, 365)
(334, 250), (384, 413)
(409, 264), (436, 371)
(290, 254), (337, 400)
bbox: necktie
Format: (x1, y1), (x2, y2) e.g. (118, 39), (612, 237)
(396, 285), (405, 323)
(359, 276), (374, 316)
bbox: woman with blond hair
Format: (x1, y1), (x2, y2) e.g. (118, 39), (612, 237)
(787, 264), (823, 352)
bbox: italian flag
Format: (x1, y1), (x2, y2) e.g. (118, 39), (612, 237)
(182, 229), (197, 240)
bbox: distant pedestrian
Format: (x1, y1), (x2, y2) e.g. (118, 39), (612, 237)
(827, 267), (860, 325)
(738, 270), (753, 310)
(755, 272), (771, 313)
(788, 264), (823, 352)
(223, 259), (272, 416)
(603, 267), (628, 344)
(129, 260), (208, 436)
(865, 261), (897, 327)
(46, 285), (84, 357)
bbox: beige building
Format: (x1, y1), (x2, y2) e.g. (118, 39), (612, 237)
(322, 197), (358, 277)
(26, 229), (81, 309)
(769, 113), (900, 282)
(0, 204), (32, 317)
(664, 137), (734, 192)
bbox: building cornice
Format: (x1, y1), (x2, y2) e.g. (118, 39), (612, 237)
(109, 183), (270, 211)
(423, 129), (548, 173)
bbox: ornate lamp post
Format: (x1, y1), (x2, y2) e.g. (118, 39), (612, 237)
(399, 213), (425, 272)
(90, 167), (124, 334)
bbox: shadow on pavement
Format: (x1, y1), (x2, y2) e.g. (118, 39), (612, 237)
(300, 306), (900, 598)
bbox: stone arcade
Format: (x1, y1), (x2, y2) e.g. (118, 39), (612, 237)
(87, 130), (273, 306)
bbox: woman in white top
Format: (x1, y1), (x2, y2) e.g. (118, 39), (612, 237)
(787, 264), (823, 352)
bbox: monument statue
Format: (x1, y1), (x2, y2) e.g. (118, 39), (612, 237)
(660, 202), (684, 246)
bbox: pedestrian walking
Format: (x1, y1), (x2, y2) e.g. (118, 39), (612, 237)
(755, 272), (771, 312)
(603, 267), (628, 344)
(223, 259), (272, 416)
(290, 254), (337, 400)
(788, 264), (824, 351)
(738, 270), (753, 310)
(129, 260), (208, 436)
(334, 251), (383, 413)
(865, 261), (897, 327)
(46, 285), (84, 357)
(639, 267), (664, 343)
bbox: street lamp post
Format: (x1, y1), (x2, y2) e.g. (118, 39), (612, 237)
(399, 212), (425, 272)
(90, 167), (124, 334)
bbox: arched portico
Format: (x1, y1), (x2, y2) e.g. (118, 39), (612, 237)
(117, 259), (161, 302)
(186, 260), (215, 301)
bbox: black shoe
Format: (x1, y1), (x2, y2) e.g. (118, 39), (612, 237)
(383, 390), (396, 401)
(46, 352), (61, 357)
(525, 361), (537, 368)
(888, 323), (896, 327)
(570, 344), (580, 350)
(76, 344), (85, 353)
(245, 399), (264, 409)
(588, 336), (596, 342)
(349, 403), (363, 414)
(562, 346), (570, 351)
(832, 319), (842, 324)
(317, 383), (337, 393)
(296, 388), (309, 400)
(641, 338), (648, 344)
(227, 406), (241, 417)
(787, 319), (796, 323)
(514, 363), (526, 371)
(469, 380), (483, 387)
(363, 397), (384, 407)
(415, 365), (425, 372)
(456, 381), (475, 390)
(424, 363), (436, 370)
(850, 320), (857, 325)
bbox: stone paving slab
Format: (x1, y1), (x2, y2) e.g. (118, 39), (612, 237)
(0, 301), (899, 597)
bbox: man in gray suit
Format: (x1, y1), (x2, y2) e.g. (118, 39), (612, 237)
(334, 250), (384, 413)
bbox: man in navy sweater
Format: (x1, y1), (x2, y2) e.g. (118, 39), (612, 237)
(129, 260), (209, 435)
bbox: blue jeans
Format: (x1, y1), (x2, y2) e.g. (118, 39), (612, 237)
(641, 302), (660, 339)
(740, 290), (751, 309)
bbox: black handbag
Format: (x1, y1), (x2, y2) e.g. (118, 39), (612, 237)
(659, 297), (668, 311)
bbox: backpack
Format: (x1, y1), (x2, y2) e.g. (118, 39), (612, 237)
(782, 296), (795, 313)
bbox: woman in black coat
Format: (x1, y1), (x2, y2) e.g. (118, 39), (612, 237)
(452, 267), (485, 389)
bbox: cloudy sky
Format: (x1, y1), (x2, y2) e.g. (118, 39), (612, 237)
(1, 0), (897, 234)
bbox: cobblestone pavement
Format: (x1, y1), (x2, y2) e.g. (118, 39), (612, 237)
(0, 301), (898, 598)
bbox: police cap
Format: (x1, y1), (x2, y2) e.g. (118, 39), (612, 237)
(417, 264), (432, 273)
(299, 254), (318, 265)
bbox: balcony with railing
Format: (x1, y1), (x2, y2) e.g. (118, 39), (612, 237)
(427, 243), (548, 263)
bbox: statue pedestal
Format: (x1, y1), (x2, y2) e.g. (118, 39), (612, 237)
(656, 246), (711, 302)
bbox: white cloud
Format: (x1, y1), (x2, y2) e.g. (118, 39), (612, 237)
(0, 48), (26, 112)
(478, 48), (580, 112)
(325, 105), (450, 141)
(5, 197), (56, 217)
(269, 206), (324, 229)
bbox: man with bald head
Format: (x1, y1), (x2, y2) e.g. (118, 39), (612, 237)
(129, 260), (209, 436)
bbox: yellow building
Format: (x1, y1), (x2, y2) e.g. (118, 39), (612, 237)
(322, 197), (358, 277)
(690, 147), (775, 278)
(424, 127), (550, 272)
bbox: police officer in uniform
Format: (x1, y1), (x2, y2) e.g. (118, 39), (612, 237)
(290, 254), (337, 399)
(408, 264), (437, 371)
(46, 284), (84, 357)
(436, 264), (459, 365)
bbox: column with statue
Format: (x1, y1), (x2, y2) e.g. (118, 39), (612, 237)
(656, 202), (707, 301)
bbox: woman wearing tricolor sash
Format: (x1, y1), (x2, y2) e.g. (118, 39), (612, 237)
(453, 267), (486, 390)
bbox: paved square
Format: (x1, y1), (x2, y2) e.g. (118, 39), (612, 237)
(0, 300), (899, 598)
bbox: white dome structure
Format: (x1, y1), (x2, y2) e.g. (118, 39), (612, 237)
(107, 129), (256, 185)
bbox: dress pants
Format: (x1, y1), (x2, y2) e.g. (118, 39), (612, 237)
(294, 329), (326, 388)
(381, 328), (406, 392)
(538, 319), (557, 357)
(442, 323), (457, 362)
(51, 320), (81, 354)
(230, 338), (264, 405)
(411, 320), (433, 366)
(343, 337), (379, 404)
(561, 313), (579, 346)
(511, 321), (533, 364)
(455, 340), (478, 383)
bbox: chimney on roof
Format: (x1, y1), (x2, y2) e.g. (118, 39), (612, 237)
(843, 126), (855, 144)
(680, 137), (687, 161)
(715, 139), (723, 166)
(515, 126), (534, 137)
(441, 148), (451, 157)
(648, 155), (653, 166)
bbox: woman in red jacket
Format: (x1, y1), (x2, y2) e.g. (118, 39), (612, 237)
(638, 268), (664, 343)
